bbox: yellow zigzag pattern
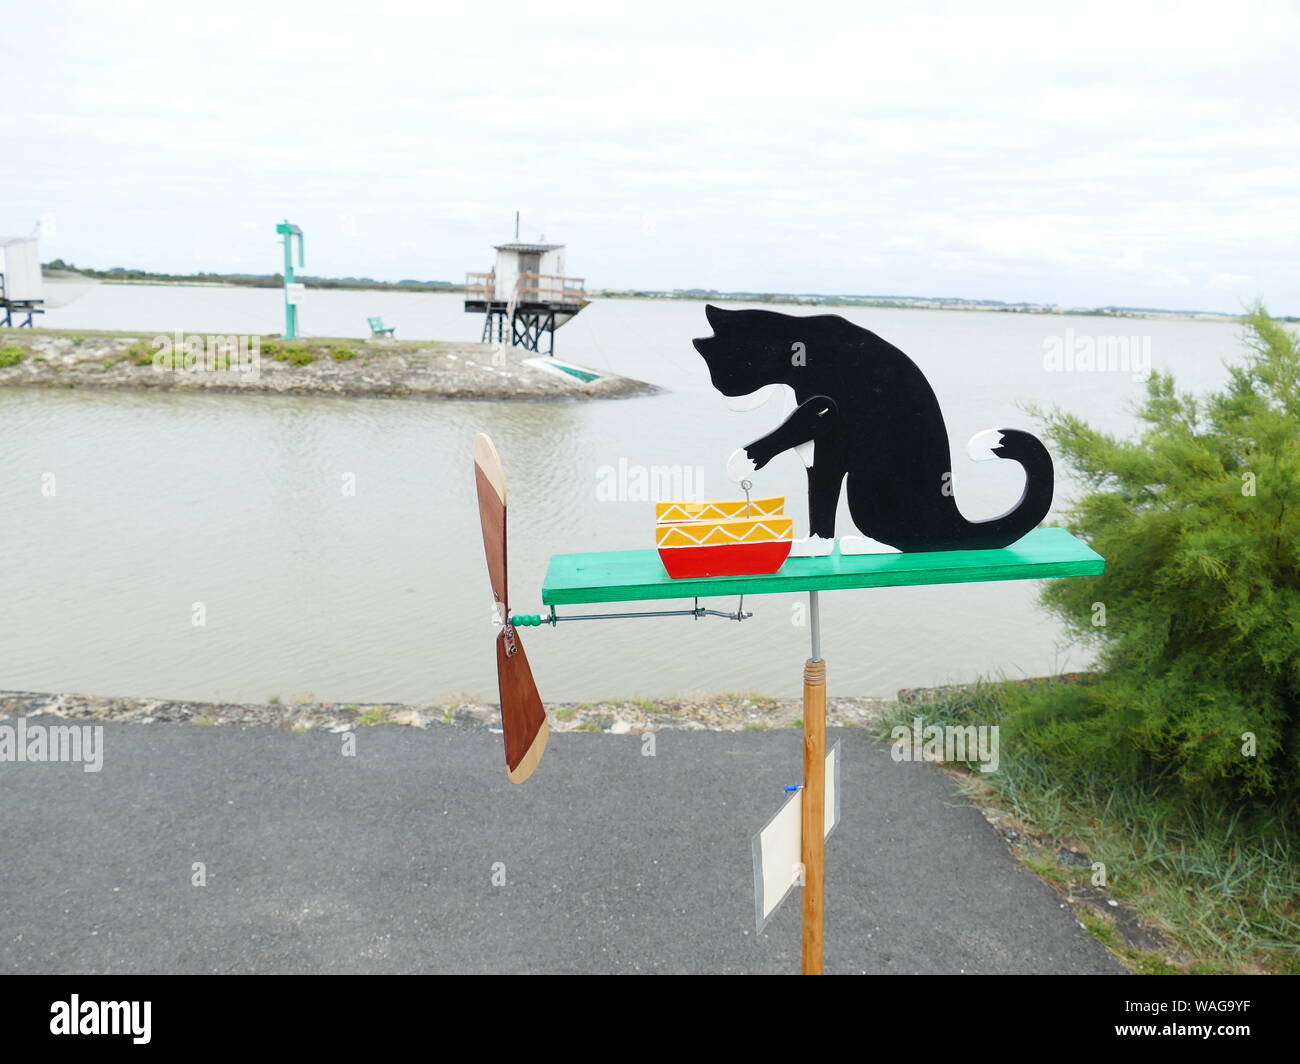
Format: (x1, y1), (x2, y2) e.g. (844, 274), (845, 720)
(655, 497), (785, 523)
(657, 516), (794, 548)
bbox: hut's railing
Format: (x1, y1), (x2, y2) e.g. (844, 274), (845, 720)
(465, 272), (495, 299)
(517, 273), (586, 303)
(464, 272), (587, 303)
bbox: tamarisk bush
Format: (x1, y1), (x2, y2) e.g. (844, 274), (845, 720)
(1023, 305), (1299, 800)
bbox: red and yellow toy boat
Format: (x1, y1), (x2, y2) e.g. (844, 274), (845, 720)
(655, 497), (794, 579)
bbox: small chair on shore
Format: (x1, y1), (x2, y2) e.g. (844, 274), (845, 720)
(368, 316), (396, 338)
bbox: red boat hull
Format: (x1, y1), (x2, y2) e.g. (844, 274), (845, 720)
(658, 540), (792, 579)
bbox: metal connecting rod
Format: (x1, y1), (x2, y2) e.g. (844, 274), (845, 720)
(808, 589), (822, 661)
(509, 599), (753, 627)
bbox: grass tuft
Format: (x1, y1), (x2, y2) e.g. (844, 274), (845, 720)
(878, 681), (1300, 973)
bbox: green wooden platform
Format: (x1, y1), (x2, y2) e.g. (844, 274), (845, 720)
(541, 527), (1103, 606)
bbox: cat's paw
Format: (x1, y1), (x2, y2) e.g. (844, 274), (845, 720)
(726, 447), (758, 482)
(790, 534), (835, 557)
(838, 535), (901, 555)
(967, 428), (1005, 462)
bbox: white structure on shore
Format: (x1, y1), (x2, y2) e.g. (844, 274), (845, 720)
(0, 236), (42, 301)
(464, 238), (588, 354)
(0, 235), (44, 326)
(481, 243), (568, 303)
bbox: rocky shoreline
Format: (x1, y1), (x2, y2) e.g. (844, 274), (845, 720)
(0, 330), (658, 401)
(0, 690), (892, 734)
(0, 676), (1099, 734)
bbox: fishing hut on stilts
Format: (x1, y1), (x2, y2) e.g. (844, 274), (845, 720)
(464, 220), (588, 355)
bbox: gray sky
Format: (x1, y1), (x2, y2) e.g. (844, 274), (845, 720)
(3, 0), (1297, 313)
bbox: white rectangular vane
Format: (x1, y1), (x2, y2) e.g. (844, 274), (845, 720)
(751, 740), (841, 932)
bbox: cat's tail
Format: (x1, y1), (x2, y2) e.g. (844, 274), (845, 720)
(958, 428), (1054, 549)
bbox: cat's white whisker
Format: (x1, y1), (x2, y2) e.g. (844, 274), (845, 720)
(724, 384), (782, 412)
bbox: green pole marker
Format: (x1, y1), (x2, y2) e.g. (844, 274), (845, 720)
(275, 221), (304, 339)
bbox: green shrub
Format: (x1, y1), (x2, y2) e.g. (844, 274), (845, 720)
(0, 344), (26, 368)
(330, 347), (356, 361)
(127, 341), (155, 366)
(262, 340), (282, 359)
(1026, 305), (1300, 800)
(281, 344), (315, 366)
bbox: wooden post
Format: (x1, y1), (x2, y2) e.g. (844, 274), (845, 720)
(801, 592), (826, 975)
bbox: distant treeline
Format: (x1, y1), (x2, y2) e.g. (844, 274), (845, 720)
(598, 288), (1258, 319)
(36, 262), (1282, 320)
(602, 288), (1057, 311)
(42, 260), (462, 293)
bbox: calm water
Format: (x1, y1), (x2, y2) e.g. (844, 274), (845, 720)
(0, 284), (1245, 703)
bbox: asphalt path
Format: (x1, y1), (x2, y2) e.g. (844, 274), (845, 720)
(0, 718), (1122, 974)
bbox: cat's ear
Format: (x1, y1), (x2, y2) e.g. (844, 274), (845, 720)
(704, 304), (730, 329)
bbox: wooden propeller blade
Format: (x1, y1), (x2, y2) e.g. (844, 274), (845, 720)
(496, 629), (549, 784)
(474, 434), (508, 609)
(473, 432), (549, 783)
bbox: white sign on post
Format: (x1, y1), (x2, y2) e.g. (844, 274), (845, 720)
(750, 740), (842, 932)
(285, 283), (306, 305)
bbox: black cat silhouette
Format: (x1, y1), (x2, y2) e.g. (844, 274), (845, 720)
(692, 305), (1053, 552)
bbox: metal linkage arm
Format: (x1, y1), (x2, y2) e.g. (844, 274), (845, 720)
(511, 598), (752, 627)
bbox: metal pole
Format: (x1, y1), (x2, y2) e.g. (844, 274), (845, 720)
(801, 589), (826, 973)
(283, 224), (295, 340)
(809, 589), (822, 661)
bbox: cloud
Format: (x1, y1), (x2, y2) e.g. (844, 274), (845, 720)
(1, 0), (1296, 313)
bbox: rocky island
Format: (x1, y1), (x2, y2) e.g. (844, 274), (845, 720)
(0, 329), (658, 401)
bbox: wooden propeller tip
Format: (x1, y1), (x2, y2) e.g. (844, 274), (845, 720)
(473, 433), (507, 504)
(507, 716), (550, 784)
